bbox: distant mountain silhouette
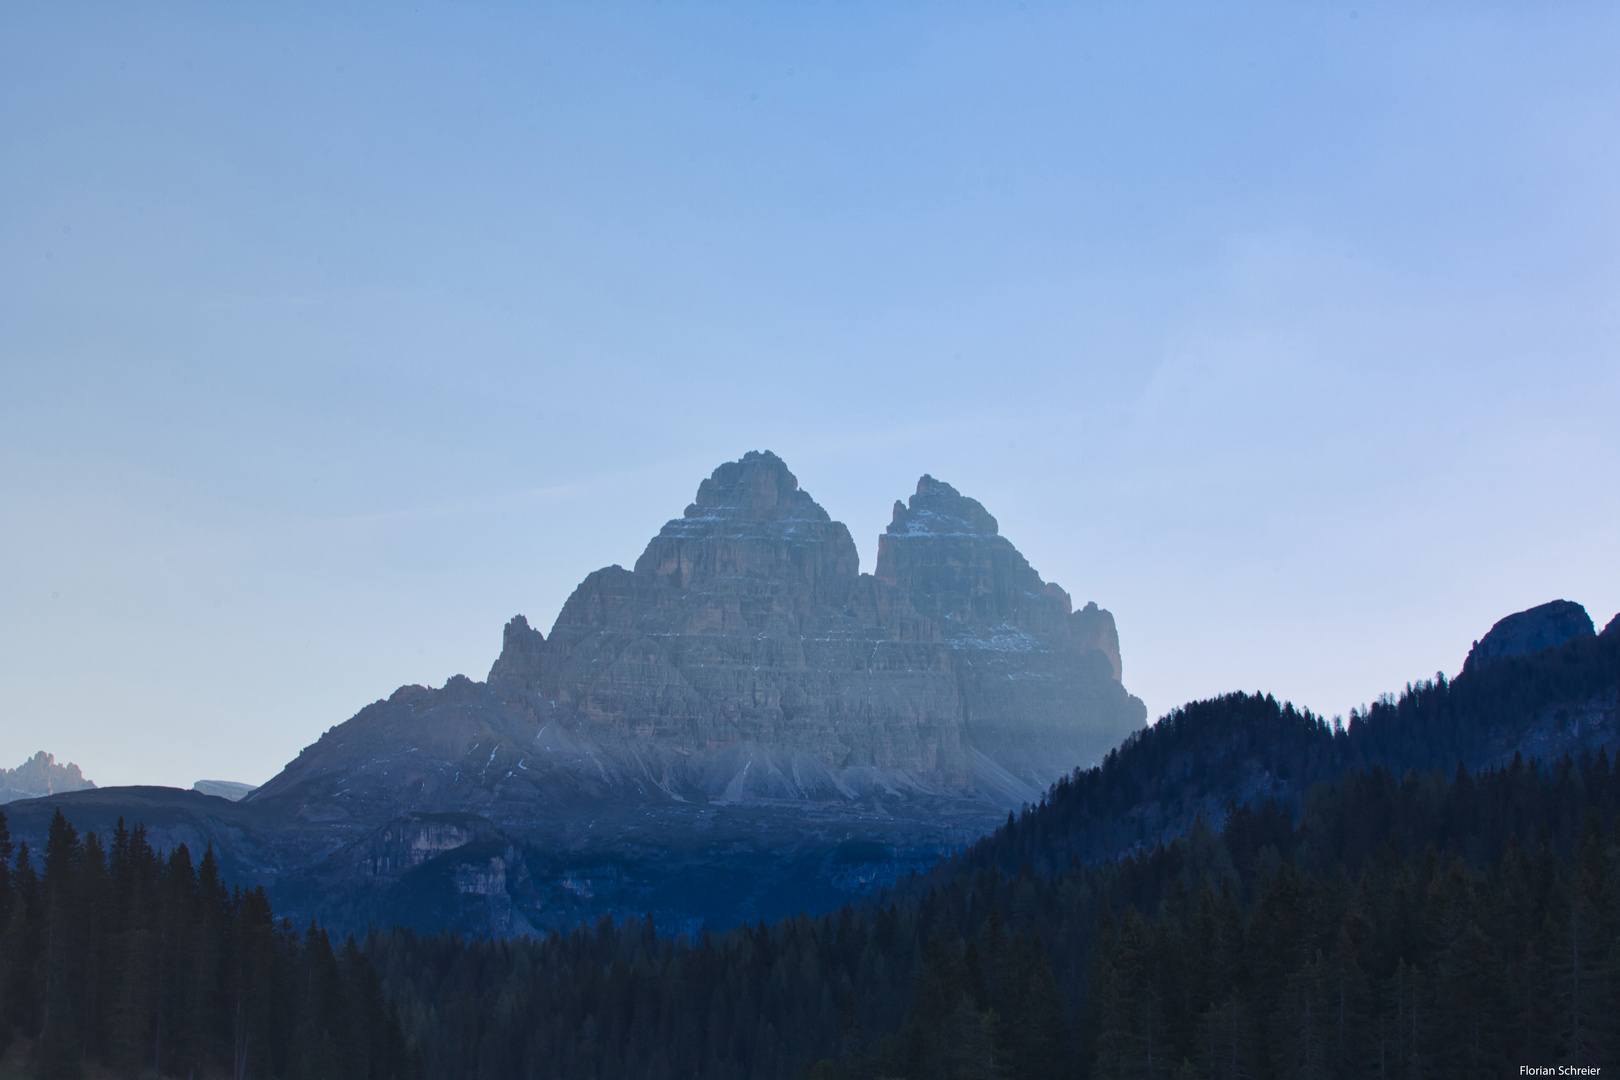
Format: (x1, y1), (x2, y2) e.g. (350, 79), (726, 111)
(0, 750), (94, 804)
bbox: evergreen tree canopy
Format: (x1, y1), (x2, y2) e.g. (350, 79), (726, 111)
(0, 810), (413, 1080)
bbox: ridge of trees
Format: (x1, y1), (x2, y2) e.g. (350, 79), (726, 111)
(952, 628), (1620, 882)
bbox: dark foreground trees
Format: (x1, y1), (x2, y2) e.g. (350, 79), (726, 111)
(0, 810), (412, 1080)
(3, 754), (1614, 1080)
(1086, 764), (1620, 1078)
(355, 750), (1619, 1080)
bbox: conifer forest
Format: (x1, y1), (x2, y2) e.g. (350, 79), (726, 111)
(4, 632), (1618, 1078)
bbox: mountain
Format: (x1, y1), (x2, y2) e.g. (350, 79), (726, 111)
(0, 751), (94, 804)
(1462, 597), (1595, 672)
(252, 453), (1141, 822)
(6, 452), (1144, 935)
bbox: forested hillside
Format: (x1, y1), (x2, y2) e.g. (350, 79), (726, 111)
(353, 629), (1619, 1078)
(356, 750), (1619, 1079)
(957, 626), (1620, 880)
(4, 628), (1616, 1078)
(1086, 758), (1619, 1076)
(0, 810), (412, 1080)
(12, 751), (1613, 1079)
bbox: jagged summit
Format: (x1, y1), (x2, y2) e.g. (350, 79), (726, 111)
(684, 450), (829, 523)
(1463, 599), (1596, 673)
(0, 751), (95, 804)
(487, 614), (545, 690)
(628, 450), (858, 601)
(887, 474), (999, 537)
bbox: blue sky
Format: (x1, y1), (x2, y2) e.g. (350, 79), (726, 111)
(3, 1), (1617, 788)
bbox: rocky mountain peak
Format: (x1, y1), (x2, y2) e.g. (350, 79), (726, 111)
(627, 450), (858, 602)
(1604, 612), (1619, 638)
(874, 473), (1053, 634)
(686, 449), (829, 524)
(0, 751), (95, 804)
(252, 450), (1143, 841)
(1463, 599), (1596, 673)
(488, 614), (545, 690)
(1072, 601), (1124, 681)
(887, 474), (999, 537)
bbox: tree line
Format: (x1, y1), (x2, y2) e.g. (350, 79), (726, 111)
(352, 749), (1619, 1080)
(954, 625), (1620, 884)
(0, 810), (413, 1079)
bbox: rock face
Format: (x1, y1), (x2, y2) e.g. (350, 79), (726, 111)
(256, 452), (1144, 825)
(487, 614), (545, 692)
(530, 459), (1142, 803)
(1463, 600), (1596, 673)
(26, 452), (1148, 936)
(0, 751), (95, 805)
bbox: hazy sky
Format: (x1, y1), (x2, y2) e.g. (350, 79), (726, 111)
(3, 1), (1617, 789)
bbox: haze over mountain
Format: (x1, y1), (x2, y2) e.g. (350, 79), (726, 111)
(7, 452), (1143, 934)
(254, 451), (1141, 820)
(0, 751), (93, 805)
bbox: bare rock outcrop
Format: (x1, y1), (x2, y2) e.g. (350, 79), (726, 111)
(529, 453), (1144, 802)
(487, 614), (545, 692)
(1462, 600), (1596, 673)
(0, 751), (95, 804)
(252, 452), (1143, 823)
(230, 451), (1147, 933)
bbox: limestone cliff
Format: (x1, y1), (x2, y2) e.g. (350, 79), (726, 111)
(235, 451), (1146, 932)
(255, 453), (1144, 821)
(525, 452), (1143, 802)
